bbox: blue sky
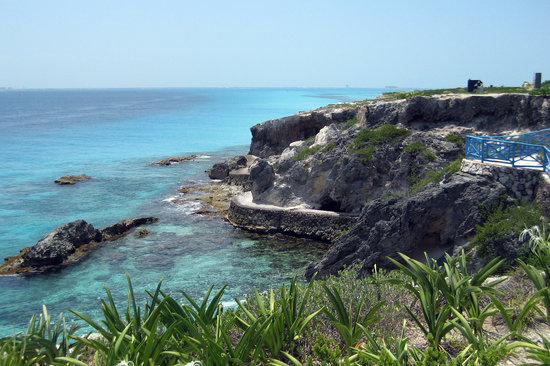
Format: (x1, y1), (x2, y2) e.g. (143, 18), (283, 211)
(1, 0), (549, 89)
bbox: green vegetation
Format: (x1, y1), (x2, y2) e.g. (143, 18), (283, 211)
(444, 134), (465, 147)
(341, 116), (358, 130)
(472, 199), (544, 258)
(294, 145), (321, 161)
(529, 87), (550, 96)
(322, 142), (335, 153)
(349, 124), (410, 164)
(380, 86), (530, 100)
(408, 157), (463, 194)
(5, 246), (550, 365)
(404, 141), (436, 161)
(353, 146), (376, 163)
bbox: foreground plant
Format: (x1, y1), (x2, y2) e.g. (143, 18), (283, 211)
(322, 283), (384, 351)
(235, 275), (323, 359)
(519, 225), (550, 321)
(388, 253), (455, 351)
(65, 273), (186, 365)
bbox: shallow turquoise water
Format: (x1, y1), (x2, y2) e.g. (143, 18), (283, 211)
(0, 88), (384, 335)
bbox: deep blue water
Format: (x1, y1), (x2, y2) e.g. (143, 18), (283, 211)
(0, 88), (385, 336)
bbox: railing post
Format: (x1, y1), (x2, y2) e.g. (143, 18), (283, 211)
(481, 140), (485, 163)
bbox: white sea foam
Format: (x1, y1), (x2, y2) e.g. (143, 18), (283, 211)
(222, 300), (238, 308)
(174, 201), (203, 215)
(196, 155), (212, 159)
(162, 195), (181, 203)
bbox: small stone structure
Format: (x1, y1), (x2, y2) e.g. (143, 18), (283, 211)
(461, 159), (541, 201)
(228, 192), (357, 242)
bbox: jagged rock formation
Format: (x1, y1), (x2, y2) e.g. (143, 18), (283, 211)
(249, 93), (550, 159)
(249, 108), (356, 157)
(221, 93), (550, 276)
(0, 217), (158, 275)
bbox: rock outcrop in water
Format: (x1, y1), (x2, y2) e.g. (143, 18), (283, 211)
(153, 155), (201, 165)
(216, 93), (550, 276)
(55, 174), (92, 185)
(0, 217), (159, 275)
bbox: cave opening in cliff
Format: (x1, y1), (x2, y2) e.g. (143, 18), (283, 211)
(319, 196), (342, 212)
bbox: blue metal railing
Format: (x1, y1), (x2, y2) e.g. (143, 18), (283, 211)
(465, 128), (550, 176)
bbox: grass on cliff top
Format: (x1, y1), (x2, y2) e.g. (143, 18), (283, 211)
(379, 86), (533, 100)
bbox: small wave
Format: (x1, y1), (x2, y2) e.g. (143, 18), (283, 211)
(222, 300), (238, 308)
(195, 155), (212, 159)
(162, 195), (181, 203)
(173, 200), (203, 215)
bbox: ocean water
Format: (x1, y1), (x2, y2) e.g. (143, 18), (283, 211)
(0, 88), (385, 336)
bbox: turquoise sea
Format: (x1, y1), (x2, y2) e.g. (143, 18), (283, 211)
(0, 88), (385, 336)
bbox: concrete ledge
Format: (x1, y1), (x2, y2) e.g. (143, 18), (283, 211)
(227, 192), (358, 242)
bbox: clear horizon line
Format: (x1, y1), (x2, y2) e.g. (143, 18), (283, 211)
(0, 85), (421, 91)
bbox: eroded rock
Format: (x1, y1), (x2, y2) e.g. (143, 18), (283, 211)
(0, 217), (159, 275)
(55, 174), (92, 185)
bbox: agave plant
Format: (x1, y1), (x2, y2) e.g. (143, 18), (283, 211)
(150, 284), (227, 352)
(235, 275), (323, 359)
(0, 305), (82, 366)
(321, 282), (384, 351)
(519, 225), (550, 321)
(387, 253), (454, 349)
(175, 302), (271, 366)
(353, 319), (410, 366)
(65, 273), (186, 365)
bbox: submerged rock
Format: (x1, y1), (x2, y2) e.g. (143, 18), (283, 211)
(55, 174), (92, 185)
(0, 217), (159, 275)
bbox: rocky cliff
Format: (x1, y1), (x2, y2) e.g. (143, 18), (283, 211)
(222, 93), (550, 277)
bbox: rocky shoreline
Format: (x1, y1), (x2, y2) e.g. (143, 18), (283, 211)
(4, 93), (550, 278)
(209, 93), (550, 277)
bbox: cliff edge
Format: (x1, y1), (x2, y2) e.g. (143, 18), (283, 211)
(221, 93), (550, 277)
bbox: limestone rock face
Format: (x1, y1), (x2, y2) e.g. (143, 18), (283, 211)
(249, 109), (356, 158)
(21, 220), (102, 267)
(305, 172), (507, 279)
(218, 93), (550, 277)
(249, 159), (275, 198)
(248, 94), (550, 160)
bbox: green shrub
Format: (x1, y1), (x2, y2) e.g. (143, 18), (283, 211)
(294, 145), (321, 161)
(445, 157), (463, 174)
(349, 124), (409, 164)
(352, 124), (410, 148)
(355, 146), (376, 163)
(341, 116), (358, 129)
(322, 142), (335, 153)
(529, 87), (550, 96)
(444, 134), (465, 146)
(472, 200), (543, 257)
(408, 157), (463, 194)
(404, 141), (437, 161)
(404, 141), (424, 154)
